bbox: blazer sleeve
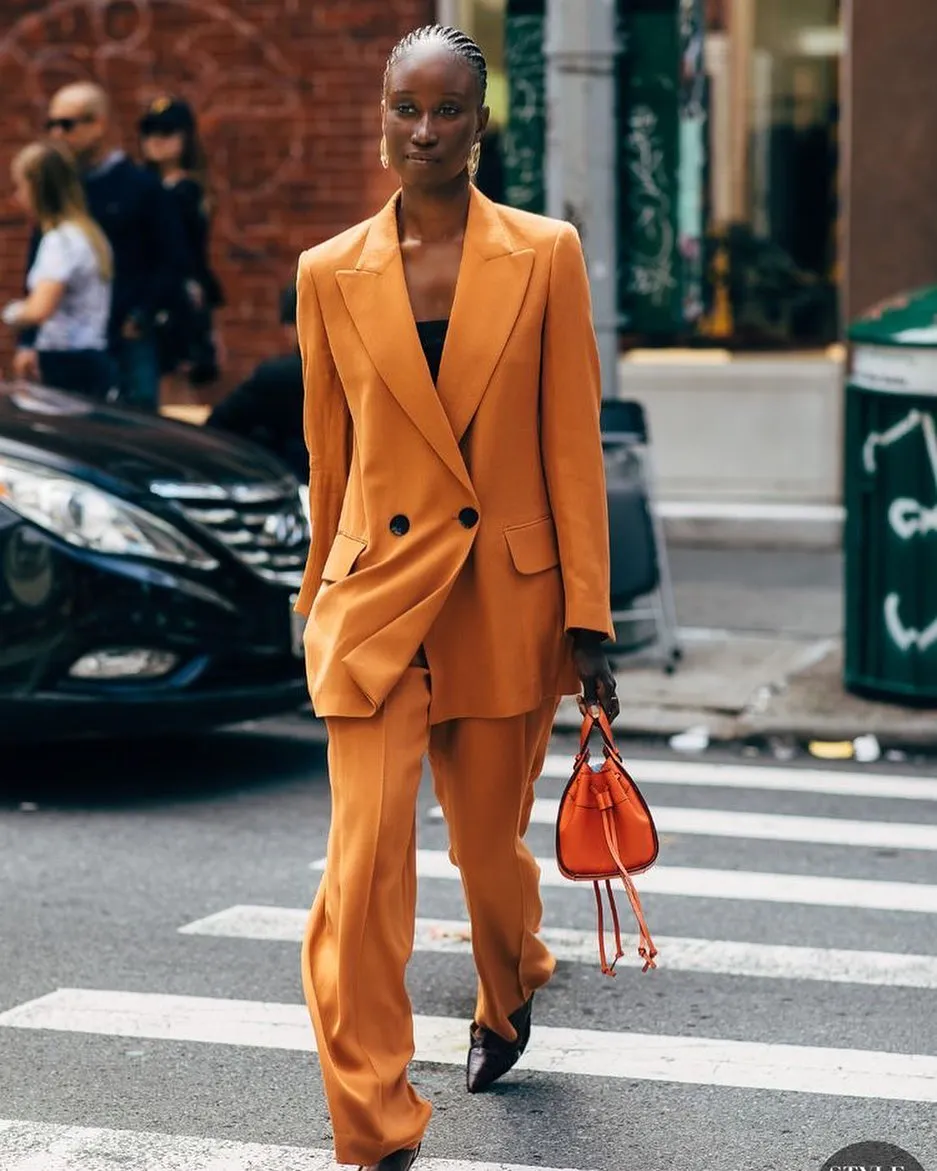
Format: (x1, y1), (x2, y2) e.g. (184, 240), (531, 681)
(294, 253), (352, 617)
(540, 223), (615, 640)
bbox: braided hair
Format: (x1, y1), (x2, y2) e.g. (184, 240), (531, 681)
(383, 24), (488, 104)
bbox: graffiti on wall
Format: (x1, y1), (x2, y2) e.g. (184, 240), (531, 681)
(502, 13), (546, 215)
(626, 101), (677, 308)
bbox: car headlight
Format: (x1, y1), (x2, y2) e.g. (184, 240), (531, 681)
(0, 457), (218, 568)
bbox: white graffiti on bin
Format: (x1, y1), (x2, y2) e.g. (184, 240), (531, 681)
(864, 407), (937, 542)
(884, 593), (937, 654)
(863, 407), (937, 653)
(889, 498), (937, 540)
(863, 407), (937, 478)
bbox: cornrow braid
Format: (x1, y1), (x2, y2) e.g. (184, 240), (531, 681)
(383, 24), (488, 104)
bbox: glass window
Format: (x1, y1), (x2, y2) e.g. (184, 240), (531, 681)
(704, 0), (842, 348)
(450, 0), (843, 349)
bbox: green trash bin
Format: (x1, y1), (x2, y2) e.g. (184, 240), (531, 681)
(844, 288), (937, 703)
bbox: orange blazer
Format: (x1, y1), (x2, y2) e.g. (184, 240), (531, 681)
(295, 186), (614, 722)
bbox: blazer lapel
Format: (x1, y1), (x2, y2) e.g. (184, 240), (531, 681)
(336, 193), (473, 495)
(436, 188), (534, 442)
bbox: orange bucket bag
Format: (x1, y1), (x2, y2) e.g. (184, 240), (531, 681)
(555, 700), (660, 975)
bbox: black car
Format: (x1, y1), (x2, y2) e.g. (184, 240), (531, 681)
(0, 382), (310, 741)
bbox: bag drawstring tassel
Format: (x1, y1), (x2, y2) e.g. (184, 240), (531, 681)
(605, 879), (624, 964)
(593, 880), (625, 976)
(597, 797), (658, 974)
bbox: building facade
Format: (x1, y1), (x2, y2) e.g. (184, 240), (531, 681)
(0, 0), (434, 392)
(0, 0), (935, 412)
(446, 0), (937, 538)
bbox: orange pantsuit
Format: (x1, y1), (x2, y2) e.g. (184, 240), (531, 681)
(294, 188), (613, 1165)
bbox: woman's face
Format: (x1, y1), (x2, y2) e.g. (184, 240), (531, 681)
(140, 129), (184, 166)
(382, 44), (488, 190)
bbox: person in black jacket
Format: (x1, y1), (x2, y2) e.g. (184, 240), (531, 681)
(139, 96), (224, 385)
(205, 286), (305, 481)
(15, 82), (187, 410)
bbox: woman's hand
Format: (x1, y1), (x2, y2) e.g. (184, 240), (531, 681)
(1, 301), (25, 327)
(570, 629), (619, 721)
(12, 348), (39, 380)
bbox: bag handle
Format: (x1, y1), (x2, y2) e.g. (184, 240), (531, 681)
(576, 697), (622, 763)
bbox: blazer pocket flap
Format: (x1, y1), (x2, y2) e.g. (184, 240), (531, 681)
(504, 517), (560, 575)
(321, 532), (366, 582)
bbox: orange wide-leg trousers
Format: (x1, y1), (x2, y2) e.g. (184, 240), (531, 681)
(301, 665), (559, 1165)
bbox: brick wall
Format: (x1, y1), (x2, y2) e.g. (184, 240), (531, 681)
(0, 0), (435, 401)
(843, 0), (937, 322)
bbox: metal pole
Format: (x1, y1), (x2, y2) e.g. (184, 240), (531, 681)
(436, 0), (463, 28)
(728, 0), (755, 223)
(544, 0), (619, 398)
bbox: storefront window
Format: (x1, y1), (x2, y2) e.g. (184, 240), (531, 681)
(444, 0), (842, 350)
(703, 0), (842, 348)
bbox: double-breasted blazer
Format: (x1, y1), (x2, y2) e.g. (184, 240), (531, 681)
(295, 186), (614, 723)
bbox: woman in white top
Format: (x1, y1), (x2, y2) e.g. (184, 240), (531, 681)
(2, 141), (113, 397)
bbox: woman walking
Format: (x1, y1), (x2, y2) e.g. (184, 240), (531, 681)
(2, 141), (112, 397)
(295, 25), (618, 1171)
(139, 95), (222, 383)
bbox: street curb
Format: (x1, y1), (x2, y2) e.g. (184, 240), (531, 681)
(551, 706), (937, 750)
(552, 636), (937, 751)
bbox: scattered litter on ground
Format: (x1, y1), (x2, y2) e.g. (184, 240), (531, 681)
(768, 735), (797, 762)
(808, 740), (854, 761)
(747, 684), (776, 714)
(669, 725), (710, 753)
(429, 926), (471, 942)
(853, 734), (881, 763)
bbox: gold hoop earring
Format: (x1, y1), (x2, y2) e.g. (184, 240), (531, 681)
(380, 134), (389, 170)
(468, 141), (481, 181)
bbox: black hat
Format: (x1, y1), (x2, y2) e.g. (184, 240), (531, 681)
(139, 95), (195, 135)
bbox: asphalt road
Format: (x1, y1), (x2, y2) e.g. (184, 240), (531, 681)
(1, 717), (936, 1170)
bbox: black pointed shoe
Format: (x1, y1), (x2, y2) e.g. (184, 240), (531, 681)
(358, 1143), (421, 1171)
(466, 995), (534, 1093)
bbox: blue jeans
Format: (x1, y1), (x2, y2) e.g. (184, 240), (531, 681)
(111, 334), (161, 411)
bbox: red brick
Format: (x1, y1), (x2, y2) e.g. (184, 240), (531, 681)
(0, 0), (434, 394)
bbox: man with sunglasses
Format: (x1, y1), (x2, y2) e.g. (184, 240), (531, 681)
(15, 82), (186, 411)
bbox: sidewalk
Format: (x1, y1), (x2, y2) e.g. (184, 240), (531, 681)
(155, 410), (934, 751)
(554, 547), (937, 749)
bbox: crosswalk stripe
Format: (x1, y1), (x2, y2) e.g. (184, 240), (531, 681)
(179, 905), (937, 989)
(2, 989), (935, 1102)
(428, 801), (937, 851)
(309, 850), (937, 914)
(539, 756), (937, 802)
(0, 1119), (582, 1171)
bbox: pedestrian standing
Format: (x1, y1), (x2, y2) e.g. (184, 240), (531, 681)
(139, 95), (223, 385)
(15, 82), (187, 410)
(294, 25), (618, 1171)
(205, 286), (304, 481)
(2, 142), (112, 397)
